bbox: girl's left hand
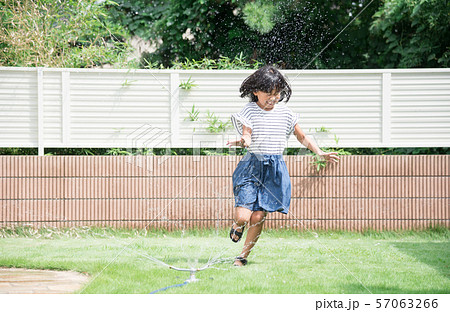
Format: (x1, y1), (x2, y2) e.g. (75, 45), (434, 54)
(319, 151), (340, 163)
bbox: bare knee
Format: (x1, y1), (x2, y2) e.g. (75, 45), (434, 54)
(250, 211), (267, 224)
(236, 215), (249, 225)
(235, 207), (252, 225)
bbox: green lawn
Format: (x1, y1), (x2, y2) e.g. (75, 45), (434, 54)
(0, 227), (448, 294)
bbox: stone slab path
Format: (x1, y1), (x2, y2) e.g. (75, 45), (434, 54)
(0, 267), (89, 294)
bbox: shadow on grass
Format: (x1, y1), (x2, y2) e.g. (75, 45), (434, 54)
(391, 242), (450, 280)
(345, 284), (449, 294)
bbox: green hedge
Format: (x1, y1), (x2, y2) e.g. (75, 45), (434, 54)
(0, 147), (448, 156)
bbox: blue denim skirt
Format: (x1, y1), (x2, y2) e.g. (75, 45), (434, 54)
(232, 153), (291, 214)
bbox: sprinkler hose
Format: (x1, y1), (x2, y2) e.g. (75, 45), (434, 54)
(149, 280), (189, 294)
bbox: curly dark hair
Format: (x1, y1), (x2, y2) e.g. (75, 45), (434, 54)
(239, 65), (292, 103)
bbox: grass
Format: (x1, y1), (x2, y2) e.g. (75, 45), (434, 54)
(0, 226), (448, 294)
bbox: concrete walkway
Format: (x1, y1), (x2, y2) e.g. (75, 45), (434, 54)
(0, 267), (89, 294)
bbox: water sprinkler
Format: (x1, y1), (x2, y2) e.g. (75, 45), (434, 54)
(168, 265), (208, 283)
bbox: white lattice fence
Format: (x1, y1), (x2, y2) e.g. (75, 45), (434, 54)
(0, 68), (449, 155)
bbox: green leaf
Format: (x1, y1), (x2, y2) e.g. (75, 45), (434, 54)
(411, 4), (421, 17)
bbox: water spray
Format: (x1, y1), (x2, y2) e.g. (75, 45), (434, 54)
(129, 246), (232, 294)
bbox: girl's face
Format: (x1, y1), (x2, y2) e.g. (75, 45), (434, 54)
(253, 89), (281, 110)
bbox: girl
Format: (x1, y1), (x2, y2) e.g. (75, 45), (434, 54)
(227, 65), (339, 267)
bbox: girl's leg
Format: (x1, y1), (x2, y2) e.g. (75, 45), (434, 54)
(230, 206), (252, 241)
(234, 210), (267, 266)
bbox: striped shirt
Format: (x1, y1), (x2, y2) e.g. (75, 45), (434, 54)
(231, 102), (299, 155)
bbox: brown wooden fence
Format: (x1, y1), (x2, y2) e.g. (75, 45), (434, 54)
(0, 155), (448, 231)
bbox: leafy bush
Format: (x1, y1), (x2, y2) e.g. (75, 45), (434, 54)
(113, 0), (381, 69)
(169, 53), (262, 70)
(110, 0), (448, 70)
(369, 0), (449, 68)
(242, 1), (276, 34)
(0, 0), (131, 67)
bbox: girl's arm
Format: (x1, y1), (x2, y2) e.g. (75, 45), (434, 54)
(241, 125), (252, 147)
(227, 125), (252, 147)
(293, 124), (339, 163)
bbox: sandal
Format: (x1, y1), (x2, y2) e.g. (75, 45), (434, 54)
(234, 256), (248, 266)
(229, 225), (245, 243)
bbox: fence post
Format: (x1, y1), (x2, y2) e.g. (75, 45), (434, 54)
(37, 67), (44, 156)
(61, 70), (71, 145)
(382, 72), (392, 146)
(170, 72), (180, 147)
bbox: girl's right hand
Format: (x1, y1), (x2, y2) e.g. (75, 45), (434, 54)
(227, 137), (249, 148)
